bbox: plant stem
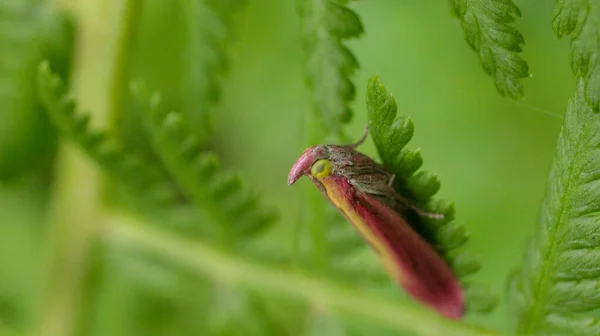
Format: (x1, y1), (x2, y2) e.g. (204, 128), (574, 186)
(33, 1), (142, 336)
(103, 213), (504, 336)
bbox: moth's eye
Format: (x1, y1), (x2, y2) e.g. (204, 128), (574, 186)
(310, 159), (332, 179)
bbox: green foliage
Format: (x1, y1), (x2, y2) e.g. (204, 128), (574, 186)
(297, 0), (363, 140)
(552, 0), (600, 111)
(448, 0), (529, 99)
(38, 62), (284, 336)
(509, 80), (600, 335)
(10, 0), (600, 335)
(36, 61), (182, 207)
(367, 75), (497, 314)
(0, 1), (72, 179)
(182, 0), (244, 144)
(118, 0), (243, 156)
(131, 82), (277, 246)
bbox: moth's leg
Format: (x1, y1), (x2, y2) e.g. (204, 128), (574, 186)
(388, 174), (445, 220)
(387, 174), (396, 187)
(399, 196), (445, 220)
(349, 125), (369, 148)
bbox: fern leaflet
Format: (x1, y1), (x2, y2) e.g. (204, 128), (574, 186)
(297, 0), (363, 141)
(132, 82), (277, 246)
(553, 0), (600, 111)
(39, 63), (283, 334)
(448, 0), (529, 99)
(510, 79), (600, 335)
(367, 75), (496, 313)
(36, 61), (182, 207)
(183, 0), (243, 144)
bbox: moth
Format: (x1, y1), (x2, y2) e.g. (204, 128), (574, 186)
(287, 129), (464, 319)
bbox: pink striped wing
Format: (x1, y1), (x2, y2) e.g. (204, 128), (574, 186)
(320, 175), (464, 319)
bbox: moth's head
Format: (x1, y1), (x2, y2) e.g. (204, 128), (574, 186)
(288, 145), (333, 185)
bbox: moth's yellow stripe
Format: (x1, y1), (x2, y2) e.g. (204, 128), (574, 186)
(320, 178), (402, 281)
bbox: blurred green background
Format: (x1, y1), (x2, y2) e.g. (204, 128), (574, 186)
(0, 0), (575, 334)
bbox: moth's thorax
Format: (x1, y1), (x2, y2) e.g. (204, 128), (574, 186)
(325, 145), (390, 179)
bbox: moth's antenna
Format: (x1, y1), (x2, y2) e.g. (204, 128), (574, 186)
(350, 125), (369, 148)
(511, 100), (563, 119)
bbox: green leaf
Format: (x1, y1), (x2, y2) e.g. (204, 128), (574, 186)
(553, 0), (600, 111)
(448, 0), (529, 99)
(38, 61), (282, 335)
(464, 284), (498, 313)
(510, 79), (600, 334)
(119, 0), (242, 158)
(182, 0), (244, 144)
(366, 75), (495, 314)
(37, 61), (209, 242)
(297, 0), (364, 140)
(131, 82), (278, 246)
(36, 61), (181, 206)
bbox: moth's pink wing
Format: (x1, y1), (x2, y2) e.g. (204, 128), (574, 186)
(323, 176), (464, 319)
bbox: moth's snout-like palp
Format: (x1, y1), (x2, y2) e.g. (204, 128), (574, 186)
(287, 145), (328, 185)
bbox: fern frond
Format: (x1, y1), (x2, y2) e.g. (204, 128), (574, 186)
(553, 0), (600, 111)
(448, 0), (529, 99)
(132, 82), (277, 245)
(36, 61), (181, 206)
(297, 0), (363, 140)
(183, 0), (243, 143)
(366, 75), (496, 314)
(510, 80), (600, 334)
